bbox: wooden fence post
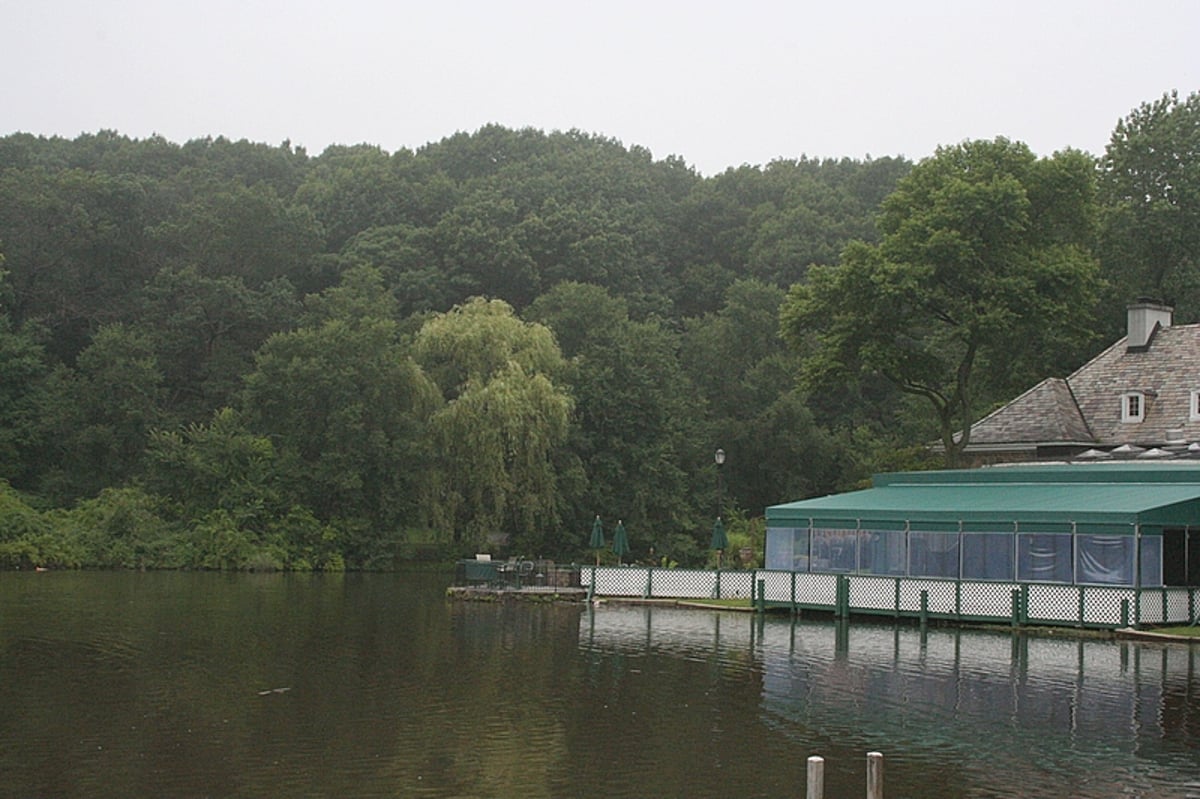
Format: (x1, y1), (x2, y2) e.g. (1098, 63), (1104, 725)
(806, 755), (824, 799)
(866, 751), (884, 799)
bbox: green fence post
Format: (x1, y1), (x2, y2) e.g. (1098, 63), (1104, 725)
(1162, 589), (1169, 624)
(756, 578), (766, 614)
(1077, 587), (1086, 628)
(588, 565), (596, 600)
(1120, 598), (1130, 628)
(790, 570), (797, 615)
(919, 590), (929, 629)
(1011, 589), (1021, 628)
(894, 578), (902, 619)
(955, 580), (962, 620)
(1134, 590), (1142, 627)
(713, 568), (721, 600)
(1020, 584), (1030, 625)
(645, 567), (653, 599)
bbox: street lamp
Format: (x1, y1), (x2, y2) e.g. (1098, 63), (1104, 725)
(714, 448), (727, 568)
(714, 447), (725, 519)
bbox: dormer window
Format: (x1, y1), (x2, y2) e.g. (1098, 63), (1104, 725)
(1192, 391), (1200, 422)
(1122, 392), (1145, 423)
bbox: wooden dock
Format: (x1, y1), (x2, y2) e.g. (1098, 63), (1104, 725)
(446, 585), (589, 602)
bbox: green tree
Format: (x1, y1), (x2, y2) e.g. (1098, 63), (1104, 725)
(413, 298), (572, 553)
(781, 139), (1101, 466)
(243, 318), (439, 563)
(135, 266), (299, 424)
(145, 179), (321, 287)
(527, 284), (697, 555)
(0, 168), (151, 361)
(682, 279), (851, 511)
(32, 324), (164, 502)
(242, 270), (440, 564)
(0, 263), (51, 487)
(1100, 90), (1200, 323)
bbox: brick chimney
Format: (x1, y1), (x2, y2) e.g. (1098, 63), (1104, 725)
(1126, 299), (1173, 352)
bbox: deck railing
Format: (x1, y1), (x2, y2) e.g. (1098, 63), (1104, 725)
(582, 566), (1198, 628)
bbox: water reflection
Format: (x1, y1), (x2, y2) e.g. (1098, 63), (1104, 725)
(2, 573), (1197, 799)
(582, 604), (1200, 799)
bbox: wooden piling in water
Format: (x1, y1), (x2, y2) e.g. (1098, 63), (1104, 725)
(806, 755), (824, 799)
(802, 751), (883, 799)
(866, 751), (883, 799)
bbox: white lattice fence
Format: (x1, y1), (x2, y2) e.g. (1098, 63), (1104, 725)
(899, 580), (956, 614)
(958, 582), (1017, 619)
(795, 573), (838, 606)
(586, 567), (647, 597)
(1027, 584), (1079, 624)
(1165, 589), (1193, 623)
(1082, 587), (1135, 626)
(849, 577), (897, 612)
(644, 568), (715, 599)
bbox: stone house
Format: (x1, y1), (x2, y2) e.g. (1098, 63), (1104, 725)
(963, 301), (1200, 464)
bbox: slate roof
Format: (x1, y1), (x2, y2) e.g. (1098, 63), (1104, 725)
(967, 322), (1200, 452)
(968, 377), (1092, 446)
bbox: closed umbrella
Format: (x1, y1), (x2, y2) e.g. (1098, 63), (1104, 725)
(611, 520), (630, 565)
(711, 517), (729, 568)
(589, 515), (605, 565)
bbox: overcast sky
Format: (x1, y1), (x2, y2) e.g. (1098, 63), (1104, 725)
(3, 0), (1197, 175)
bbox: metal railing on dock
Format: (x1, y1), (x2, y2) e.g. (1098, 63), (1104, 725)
(454, 558), (581, 590)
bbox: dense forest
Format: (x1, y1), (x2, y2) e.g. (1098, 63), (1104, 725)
(1, 90), (1196, 570)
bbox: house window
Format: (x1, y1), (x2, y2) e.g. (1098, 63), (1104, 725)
(1191, 391), (1200, 422)
(1121, 392), (1145, 423)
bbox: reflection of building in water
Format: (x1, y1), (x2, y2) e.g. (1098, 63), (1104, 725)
(581, 606), (1199, 798)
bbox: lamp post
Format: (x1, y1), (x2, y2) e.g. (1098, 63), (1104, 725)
(714, 448), (726, 517)
(714, 448), (726, 567)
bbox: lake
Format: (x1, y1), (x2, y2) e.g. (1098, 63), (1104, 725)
(1, 571), (1196, 798)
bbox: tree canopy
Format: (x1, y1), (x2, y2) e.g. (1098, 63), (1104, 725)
(0, 95), (1187, 569)
(780, 139), (1102, 465)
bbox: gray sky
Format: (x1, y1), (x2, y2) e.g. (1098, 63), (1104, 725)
(3, 0), (1197, 175)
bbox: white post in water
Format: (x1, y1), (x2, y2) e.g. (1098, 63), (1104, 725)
(866, 751), (884, 799)
(806, 755), (824, 799)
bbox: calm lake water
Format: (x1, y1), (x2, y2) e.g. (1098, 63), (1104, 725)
(1, 571), (1197, 798)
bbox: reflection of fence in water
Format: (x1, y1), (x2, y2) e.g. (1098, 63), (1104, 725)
(580, 601), (1200, 798)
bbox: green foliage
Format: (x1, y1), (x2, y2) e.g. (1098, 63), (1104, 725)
(415, 298), (572, 552)
(781, 138), (1101, 466)
(0, 479), (76, 566)
(1100, 90), (1200, 324)
(242, 309), (440, 561)
(0, 115), (1153, 570)
(0, 310), (48, 485)
(62, 486), (177, 569)
(31, 324), (164, 502)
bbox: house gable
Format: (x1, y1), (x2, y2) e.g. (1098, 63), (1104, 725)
(965, 304), (1200, 460)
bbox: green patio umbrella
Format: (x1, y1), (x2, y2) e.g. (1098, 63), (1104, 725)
(611, 520), (630, 565)
(711, 517), (729, 568)
(589, 515), (605, 565)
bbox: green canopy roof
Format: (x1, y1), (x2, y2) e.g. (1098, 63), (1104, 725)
(767, 463), (1200, 531)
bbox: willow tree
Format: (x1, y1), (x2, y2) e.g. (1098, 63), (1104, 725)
(413, 297), (572, 553)
(781, 139), (1101, 467)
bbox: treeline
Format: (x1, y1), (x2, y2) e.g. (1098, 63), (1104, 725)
(0, 91), (1196, 570)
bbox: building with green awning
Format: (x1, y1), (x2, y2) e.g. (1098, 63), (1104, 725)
(766, 463), (1200, 588)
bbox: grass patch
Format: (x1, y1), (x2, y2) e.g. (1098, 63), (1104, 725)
(681, 598), (753, 609)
